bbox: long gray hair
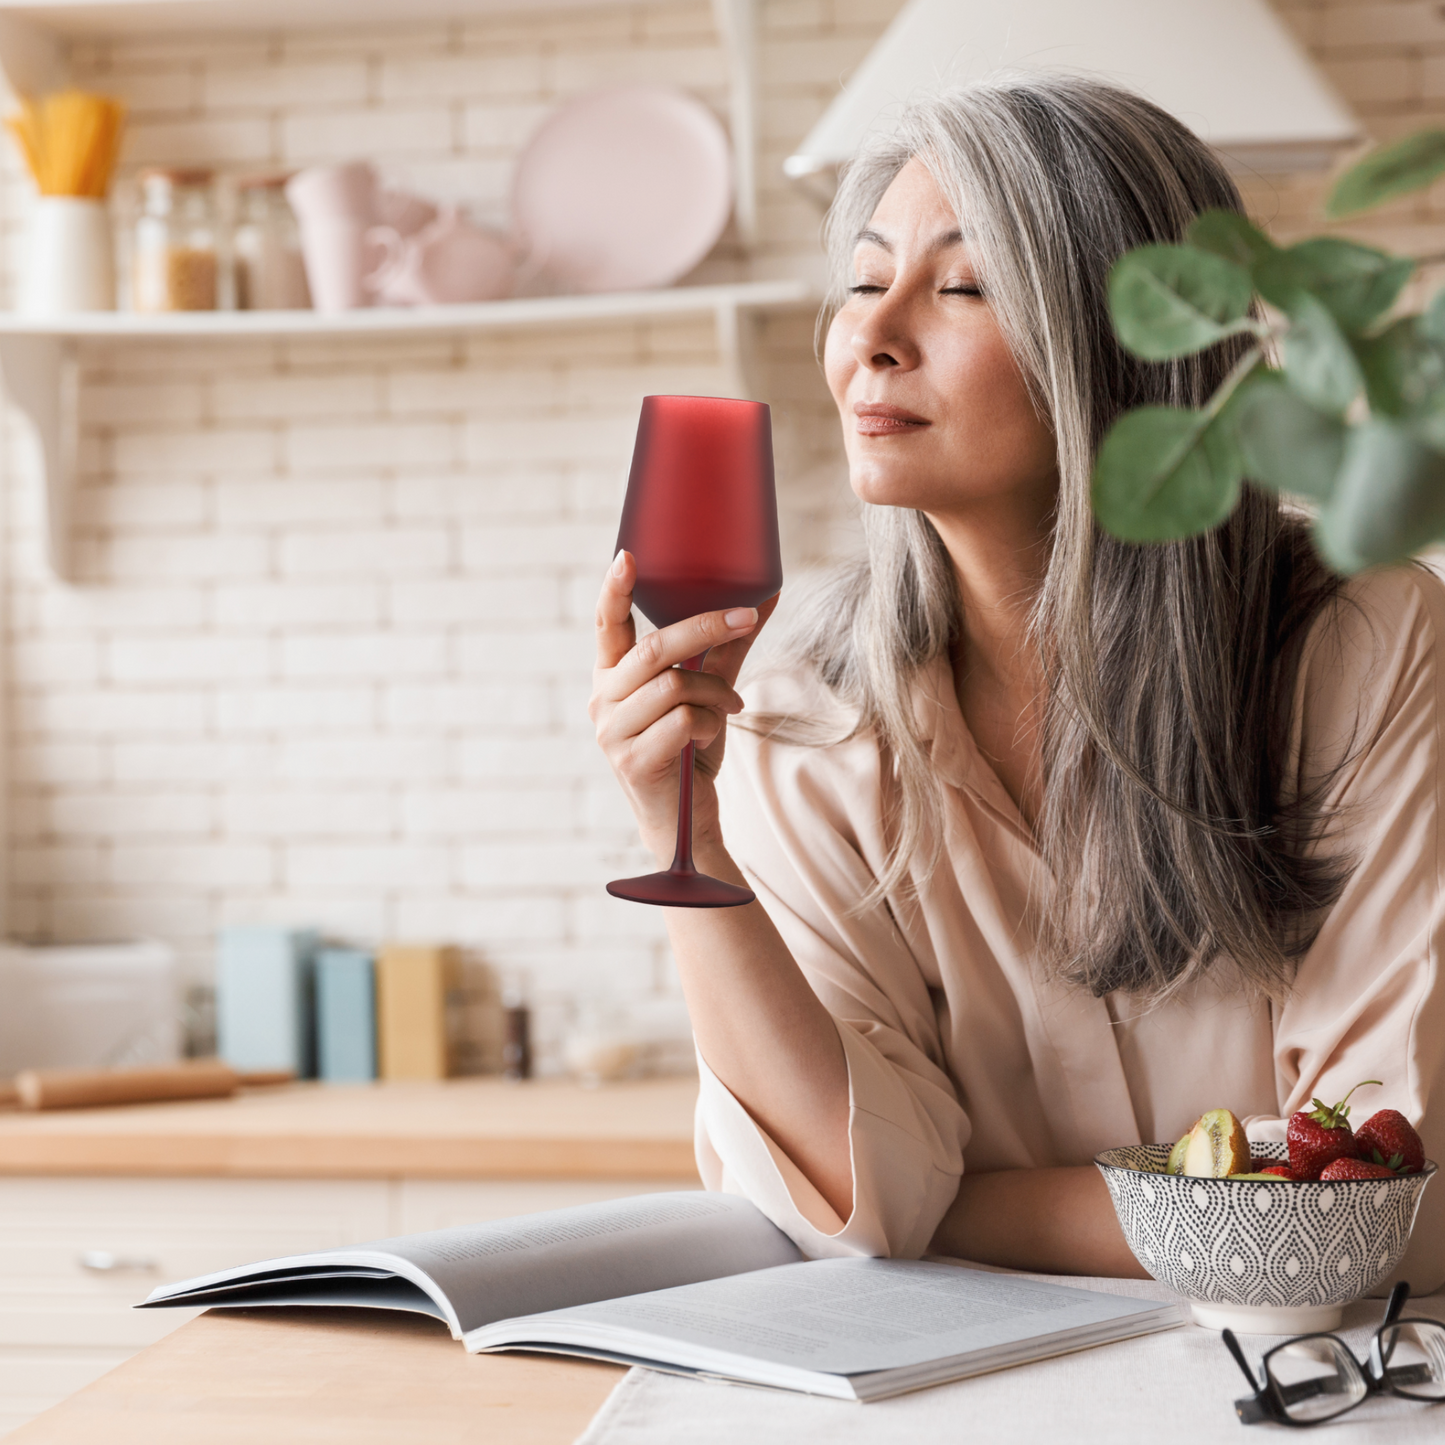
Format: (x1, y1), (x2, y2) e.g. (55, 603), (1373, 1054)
(777, 74), (1347, 1001)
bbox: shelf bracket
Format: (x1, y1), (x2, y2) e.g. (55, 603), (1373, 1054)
(0, 335), (78, 582)
(712, 0), (758, 249)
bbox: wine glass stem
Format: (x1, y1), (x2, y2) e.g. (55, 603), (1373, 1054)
(669, 652), (707, 878)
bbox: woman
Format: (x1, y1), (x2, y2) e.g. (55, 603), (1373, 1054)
(589, 76), (1445, 1289)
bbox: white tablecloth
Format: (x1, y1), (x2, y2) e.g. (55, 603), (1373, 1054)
(574, 1274), (1445, 1445)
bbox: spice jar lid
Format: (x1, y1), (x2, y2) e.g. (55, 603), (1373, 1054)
(139, 167), (215, 188)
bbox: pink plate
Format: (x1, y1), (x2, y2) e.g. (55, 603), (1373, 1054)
(511, 86), (733, 294)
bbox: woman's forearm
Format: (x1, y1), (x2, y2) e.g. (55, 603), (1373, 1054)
(669, 840), (853, 1223)
(929, 1166), (1149, 1278)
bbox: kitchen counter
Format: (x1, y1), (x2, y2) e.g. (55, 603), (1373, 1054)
(0, 1074), (700, 1432)
(0, 1075), (699, 1179)
(6, 1306), (625, 1445)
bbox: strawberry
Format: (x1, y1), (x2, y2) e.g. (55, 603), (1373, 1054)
(1287, 1080), (1381, 1180)
(1319, 1157), (1397, 1182)
(1248, 1156), (1274, 1171)
(1354, 1109), (1425, 1176)
(1259, 1163), (1297, 1180)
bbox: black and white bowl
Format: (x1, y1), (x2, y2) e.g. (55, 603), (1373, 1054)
(1095, 1142), (1436, 1334)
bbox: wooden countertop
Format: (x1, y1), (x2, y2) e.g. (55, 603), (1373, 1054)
(7, 1307), (625, 1445)
(0, 1076), (699, 1180)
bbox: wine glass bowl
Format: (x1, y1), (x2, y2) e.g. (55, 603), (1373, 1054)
(608, 394), (782, 909)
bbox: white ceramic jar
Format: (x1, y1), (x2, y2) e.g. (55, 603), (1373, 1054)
(19, 196), (116, 314)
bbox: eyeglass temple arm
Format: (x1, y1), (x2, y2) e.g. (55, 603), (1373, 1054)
(1383, 1280), (1411, 1328)
(1221, 1328), (1264, 1392)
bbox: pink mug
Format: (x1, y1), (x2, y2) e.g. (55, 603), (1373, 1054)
(363, 208), (516, 306)
(285, 162), (379, 312)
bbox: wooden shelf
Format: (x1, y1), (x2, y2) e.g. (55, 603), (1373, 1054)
(0, 277), (816, 582)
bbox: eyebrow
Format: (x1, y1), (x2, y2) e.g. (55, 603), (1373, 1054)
(854, 226), (967, 252)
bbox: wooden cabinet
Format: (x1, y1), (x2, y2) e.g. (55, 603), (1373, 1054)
(0, 1078), (699, 1434)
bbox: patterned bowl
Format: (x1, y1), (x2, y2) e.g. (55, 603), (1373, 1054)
(1095, 1142), (1437, 1334)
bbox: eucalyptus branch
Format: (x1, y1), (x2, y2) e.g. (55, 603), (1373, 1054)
(1204, 343), (1266, 419)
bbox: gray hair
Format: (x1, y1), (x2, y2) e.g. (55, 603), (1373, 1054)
(772, 74), (1348, 1001)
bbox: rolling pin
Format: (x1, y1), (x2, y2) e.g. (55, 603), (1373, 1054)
(0, 1061), (294, 1111)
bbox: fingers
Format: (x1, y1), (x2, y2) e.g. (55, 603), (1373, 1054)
(605, 665), (743, 746)
(594, 549), (639, 670)
(622, 703), (728, 776)
(604, 604), (759, 702)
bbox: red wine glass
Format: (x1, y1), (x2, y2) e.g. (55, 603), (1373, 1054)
(607, 394), (783, 908)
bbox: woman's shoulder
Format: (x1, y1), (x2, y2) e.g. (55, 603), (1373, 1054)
(1307, 563), (1445, 694)
(1294, 562), (1445, 781)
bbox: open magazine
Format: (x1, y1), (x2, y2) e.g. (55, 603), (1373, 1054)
(140, 1191), (1181, 1401)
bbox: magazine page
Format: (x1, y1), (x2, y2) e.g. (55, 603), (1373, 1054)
(466, 1257), (1180, 1379)
(143, 1191), (803, 1336)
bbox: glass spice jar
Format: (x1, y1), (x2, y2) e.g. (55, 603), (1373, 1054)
(233, 174), (310, 311)
(133, 168), (218, 312)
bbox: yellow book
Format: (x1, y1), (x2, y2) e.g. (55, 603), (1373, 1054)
(375, 945), (458, 1080)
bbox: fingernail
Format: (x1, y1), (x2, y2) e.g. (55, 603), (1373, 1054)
(610, 549), (626, 577)
(724, 607), (757, 629)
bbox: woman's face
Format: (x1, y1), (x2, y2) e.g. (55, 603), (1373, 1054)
(824, 157), (1058, 522)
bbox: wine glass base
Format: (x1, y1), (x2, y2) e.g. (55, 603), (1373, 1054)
(606, 871), (755, 908)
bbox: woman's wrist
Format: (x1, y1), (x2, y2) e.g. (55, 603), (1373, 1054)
(690, 839), (747, 886)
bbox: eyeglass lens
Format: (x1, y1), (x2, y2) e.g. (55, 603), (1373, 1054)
(1374, 1322), (1445, 1401)
(1267, 1337), (1369, 1423)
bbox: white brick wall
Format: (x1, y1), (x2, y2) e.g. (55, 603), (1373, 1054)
(0, 0), (1422, 1070)
(0, 3), (880, 1073)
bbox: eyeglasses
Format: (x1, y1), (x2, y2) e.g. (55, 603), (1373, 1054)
(1224, 1283), (1445, 1426)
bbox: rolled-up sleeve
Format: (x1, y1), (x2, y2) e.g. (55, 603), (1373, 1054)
(698, 690), (970, 1259)
(1243, 569), (1445, 1293)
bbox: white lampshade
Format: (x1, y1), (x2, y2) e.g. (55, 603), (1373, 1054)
(786, 0), (1360, 180)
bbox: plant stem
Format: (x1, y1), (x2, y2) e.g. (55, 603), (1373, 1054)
(1205, 344), (1266, 420)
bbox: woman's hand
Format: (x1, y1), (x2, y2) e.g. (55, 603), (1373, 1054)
(589, 550), (779, 865)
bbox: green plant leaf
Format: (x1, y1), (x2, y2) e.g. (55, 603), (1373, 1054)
(1355, 317), (1445, 418)
(1314, 418), (1445, 571)
(1421, 288), (1445, 348)
(1327, 130), (1445, 218)
(1255, 238), (1414, 335)
(1092, 405), (1243, 542)
(1108, 244), (1255, 360)
(1186, 210), (1276, 272)
(1232, 373), (1345, 502)
(1279, 291), (1364, 415)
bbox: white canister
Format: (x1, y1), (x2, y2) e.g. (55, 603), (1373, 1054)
(20, 196), (116, 314)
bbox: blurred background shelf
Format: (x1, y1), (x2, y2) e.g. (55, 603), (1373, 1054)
(0, 277), (813, 337)
(0, 277), (817, 582)
(0, 0), (690, 32)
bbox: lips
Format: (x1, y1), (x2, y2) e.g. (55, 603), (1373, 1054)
(853, 403), (929, 436)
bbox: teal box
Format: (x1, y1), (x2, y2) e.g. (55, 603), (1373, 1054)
(216, 927), (318, 1077)
(315, 949), (376, 1083)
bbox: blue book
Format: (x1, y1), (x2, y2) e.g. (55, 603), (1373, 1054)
(315, 949), (376, 1083)
(216, 927), (318, 1077)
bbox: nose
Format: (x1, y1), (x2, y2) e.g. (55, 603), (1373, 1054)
(849, 288), (921, 373)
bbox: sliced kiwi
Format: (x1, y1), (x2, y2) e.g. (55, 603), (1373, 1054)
(1165, 1131), (1193, 1176)
(1182, 1108), (1251, 1177)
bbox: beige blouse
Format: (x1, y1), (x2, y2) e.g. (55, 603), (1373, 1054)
(698, 566), (1445, 1293)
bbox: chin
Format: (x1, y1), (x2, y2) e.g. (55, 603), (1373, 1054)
(851, 473), (955, 511)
